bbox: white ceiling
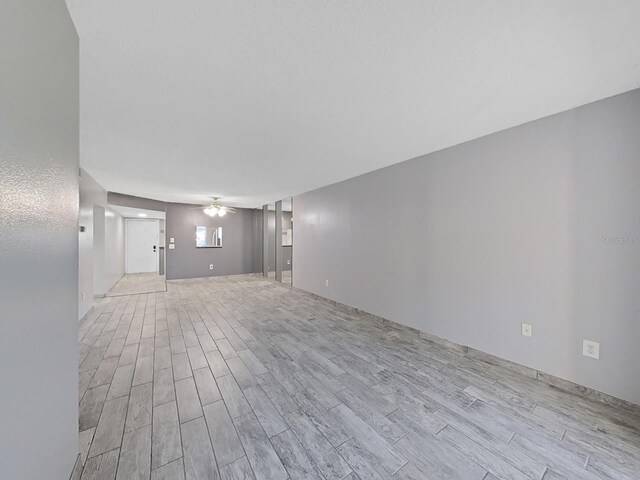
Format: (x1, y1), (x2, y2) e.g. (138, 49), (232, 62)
(67, 0), (640, 208)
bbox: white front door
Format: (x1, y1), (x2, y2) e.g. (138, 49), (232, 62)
(126, 219), (159, 273)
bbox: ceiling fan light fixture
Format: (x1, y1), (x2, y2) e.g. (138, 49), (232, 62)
(204, 207), (218, 217)
(201, 198), (235, 217)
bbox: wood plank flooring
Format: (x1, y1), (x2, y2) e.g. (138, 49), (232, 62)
(74, 274), (640, 479)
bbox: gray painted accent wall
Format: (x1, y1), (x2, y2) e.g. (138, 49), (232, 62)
(165, 203), (261, 280)
(294, 88), (640, 405)
(0, 1), (80, 478)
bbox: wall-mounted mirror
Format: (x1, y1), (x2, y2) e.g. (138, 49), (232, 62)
(266, 203), (276, 277)
(280, 198), (292, 285)
(262, 199), (292, 285)
(196, 226), (222, 247)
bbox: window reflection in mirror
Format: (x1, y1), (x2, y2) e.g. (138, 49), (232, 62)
(196, 226), (222, 247)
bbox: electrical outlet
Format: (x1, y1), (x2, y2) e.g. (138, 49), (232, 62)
(209, 264), (214, 270)
(325, 279), (329, 287)
(521, 323), (532, 337)
(583, 340), (600, 359)
(169, 244), (175, 249)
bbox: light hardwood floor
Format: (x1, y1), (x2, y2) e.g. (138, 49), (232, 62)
(74, 274), (640, 479)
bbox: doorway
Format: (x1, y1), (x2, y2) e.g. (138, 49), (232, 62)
(126, 219), (159, 273)
(105, 207), (166, 297)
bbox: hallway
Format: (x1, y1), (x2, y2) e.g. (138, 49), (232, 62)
(75, 275), (640, 480)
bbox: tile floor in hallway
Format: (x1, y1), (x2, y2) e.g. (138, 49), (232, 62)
(75, 274), (640, 480)
(267, 270), (292, 286)
(108, 273), (167, 297)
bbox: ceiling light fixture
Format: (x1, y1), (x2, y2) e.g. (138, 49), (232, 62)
(200, 198), (236, 217)
(138, 213), (147, 217)
(204, 206), (219, 217)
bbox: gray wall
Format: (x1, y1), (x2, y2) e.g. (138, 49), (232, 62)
(166, 203), (261, 280)
(0, 1), (80, 478)
(294, 88), (640, 405)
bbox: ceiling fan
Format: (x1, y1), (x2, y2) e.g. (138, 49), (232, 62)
(192, 197), (237, 217)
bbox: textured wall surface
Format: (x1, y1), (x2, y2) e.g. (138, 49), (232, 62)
(166, 203), (261, 280)
(294, 88), (640, 404)
(0, 1), (80, 478)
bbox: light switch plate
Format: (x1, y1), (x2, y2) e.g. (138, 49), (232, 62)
(521, 323), (532, 337)
(170, 237), (175, 243)
(169, 244), (175, 250)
